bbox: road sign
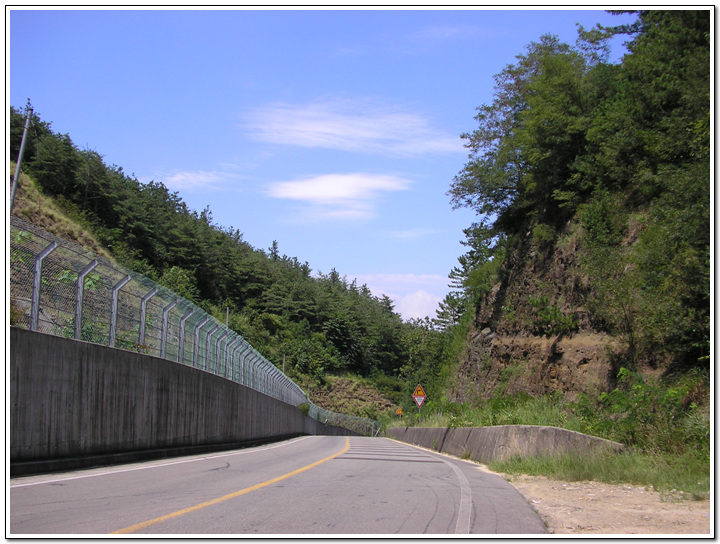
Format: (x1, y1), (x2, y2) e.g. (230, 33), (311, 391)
(412, 384), (426, 408)
(396, 407), (404, 416)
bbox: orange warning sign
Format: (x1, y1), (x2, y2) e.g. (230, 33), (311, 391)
(412, 384), (426, 408)
(396, 407), (404, 416)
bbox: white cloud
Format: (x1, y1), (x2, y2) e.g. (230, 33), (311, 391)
(395, 290), (442, 321)
(242, 98), (462, 157)
(351, 273), (448, 320)
(162, 170), (239, 192)
(267, 173), (411, 222)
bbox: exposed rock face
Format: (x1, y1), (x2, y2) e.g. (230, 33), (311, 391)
(451, 222), (622, 402)
(451, 329), (617, 403)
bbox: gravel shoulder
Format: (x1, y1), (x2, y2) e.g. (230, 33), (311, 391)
(496, 472), (712, 535)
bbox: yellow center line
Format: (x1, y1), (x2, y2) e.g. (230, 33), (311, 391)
(110, 437), (350, 534)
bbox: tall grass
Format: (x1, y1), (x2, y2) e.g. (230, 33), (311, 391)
(490, 449), (710, 499)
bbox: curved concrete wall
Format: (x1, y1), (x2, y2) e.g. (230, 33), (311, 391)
(385, 425), (623, 464)
(10, 327), (353, 472)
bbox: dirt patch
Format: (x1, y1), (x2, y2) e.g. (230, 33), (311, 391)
(502, 473), (711, 535)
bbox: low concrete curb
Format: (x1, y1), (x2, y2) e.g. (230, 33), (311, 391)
(385, 425), (623, 464)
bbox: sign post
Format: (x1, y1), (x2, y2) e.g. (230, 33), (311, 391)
(412, 384), (426, 426)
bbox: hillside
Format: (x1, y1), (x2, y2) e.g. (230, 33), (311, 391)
(443, 11), (709, 403)
(9, 162), (402, 419)
(10, 163), (112, 259)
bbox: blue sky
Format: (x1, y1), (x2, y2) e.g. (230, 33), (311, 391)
(9, 8), (637, 320)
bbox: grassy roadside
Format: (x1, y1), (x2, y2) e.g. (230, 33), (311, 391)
(490, 449), (710, 500)
(381, 368), (710, 498)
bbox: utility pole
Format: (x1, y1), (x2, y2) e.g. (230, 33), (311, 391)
(9, 100), (33, 213)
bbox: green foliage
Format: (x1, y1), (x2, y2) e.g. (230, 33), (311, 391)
(531, 223), (555, 244)
(9, 300), (24, 326)
(528, 295), (579, 337)
(371, 374), (406, 405)
(449, 415), (473, 428)
(571, 367), (710, 455)
(448, 11), (709, 372)
(577, 191), (625, 246)
(158, 266), (200, 303)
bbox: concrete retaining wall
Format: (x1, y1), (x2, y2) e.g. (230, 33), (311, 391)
(385, 425), (623, 464)
(10, 327), (354, 473)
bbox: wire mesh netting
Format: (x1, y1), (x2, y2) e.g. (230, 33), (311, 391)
(10, 216), (378, 436)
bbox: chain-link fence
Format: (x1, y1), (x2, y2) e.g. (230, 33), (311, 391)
(10, 216), (378, 436)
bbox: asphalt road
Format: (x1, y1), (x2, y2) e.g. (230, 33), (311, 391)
(10, 435), (546, 535)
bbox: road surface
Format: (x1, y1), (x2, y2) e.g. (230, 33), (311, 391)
(10, 435), (546, 535)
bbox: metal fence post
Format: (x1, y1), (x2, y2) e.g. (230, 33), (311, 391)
(178, 308), (195, 364)
(74, 259), (98, 340)
(272, 367), (282, 400)
(30, 241), (58, 331)
(225, 338), (239, 378)
(160, 299), (178, 359)
(193, 316), (211, 368)
(250, 353), (260, 390)
(214, 331), (229, 374)
(262, 361), (272, 396)
(204, 325), (220, 371)
(138, 287), (159, 349)
(109, 275), (131, 347)
(248, 353), (256, 389)
(239, 345), (251, 385)
(261, 358), (270, 395)
(228, 339), (242, 380)
(267, 365), (276, 398)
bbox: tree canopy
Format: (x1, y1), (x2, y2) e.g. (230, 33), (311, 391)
(448, 10), (710, 370)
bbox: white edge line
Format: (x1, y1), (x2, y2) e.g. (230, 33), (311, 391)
(381, 437), (473, 534)
(10, 436), (312, 488)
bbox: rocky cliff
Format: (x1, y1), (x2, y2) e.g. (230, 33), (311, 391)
(450, 221), (622, 402)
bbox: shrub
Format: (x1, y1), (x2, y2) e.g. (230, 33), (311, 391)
(528, 295), (579, 336)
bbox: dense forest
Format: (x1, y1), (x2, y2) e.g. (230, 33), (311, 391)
(9, 10), (710, 427)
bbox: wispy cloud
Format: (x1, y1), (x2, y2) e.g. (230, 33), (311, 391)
(161, 169), (241, 193)
(242, 98), (462, 157)
(268, 173), (411, 222)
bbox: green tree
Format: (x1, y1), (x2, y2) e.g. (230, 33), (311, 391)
(450, 10), (709, 371)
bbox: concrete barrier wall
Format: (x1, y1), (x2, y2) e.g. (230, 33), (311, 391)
(385, 425), (623, 464)
(10, 327), (353, 470)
